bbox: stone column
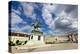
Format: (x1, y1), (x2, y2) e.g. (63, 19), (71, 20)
(68, 35), (71, 41)
(29, 36), (30, 40)
(72, 34), (76, 42)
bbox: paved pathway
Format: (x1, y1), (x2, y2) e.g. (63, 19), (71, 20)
(11, 43), (78, 53)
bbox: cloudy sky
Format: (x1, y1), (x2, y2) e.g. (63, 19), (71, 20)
(9, 1), (78, 35)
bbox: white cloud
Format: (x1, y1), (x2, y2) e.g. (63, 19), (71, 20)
(42, 4), (57, 30)
(69, 9), (78, 18)
(57, 16), (72, 26)
(20, 25), (33, 32)
(11, 26), (22, 32)
(24, 5), (34, 17)
(43, 4), (57, 13)
(12, 9), (21, 15)
(10, 11), (27, 32)
(11, 12), (23, 25)
(58, 11), (78, 28)
(21, 3), (36, 20)
(68, 21), (78, 29)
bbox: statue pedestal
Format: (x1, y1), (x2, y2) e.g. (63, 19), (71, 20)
(26, 40), (45, 45)
(26, 35), (45, 45)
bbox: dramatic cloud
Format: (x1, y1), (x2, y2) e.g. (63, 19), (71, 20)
(42, 4), (78, 34)
(10, 10), (33, 32)
(42, 4), (57, 30)
(9, 1), (78, 35)
(11, 12), (23, 25)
